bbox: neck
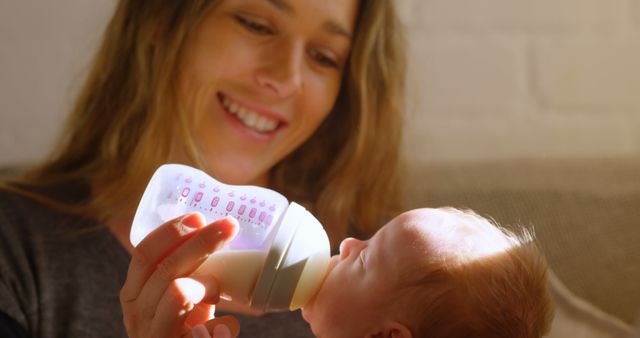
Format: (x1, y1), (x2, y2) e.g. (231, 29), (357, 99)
(108, 216), (135, 254)
(91, 177), (135, 254)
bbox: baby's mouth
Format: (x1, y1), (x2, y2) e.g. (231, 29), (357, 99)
(219, 93), (282, 134)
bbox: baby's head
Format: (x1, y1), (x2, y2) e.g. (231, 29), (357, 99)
(302, 207), (554, 338)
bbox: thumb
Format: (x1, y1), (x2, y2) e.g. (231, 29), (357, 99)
(212, 323), (232, 338)
(209, 316), (240, 338)
(187, 316), (240, 338)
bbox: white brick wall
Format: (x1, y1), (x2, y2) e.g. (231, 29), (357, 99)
(408, 0), (622, 32)
(1, 1), (639, 165)
(403, 0), (640, 163)
(0, 0), (115, 165)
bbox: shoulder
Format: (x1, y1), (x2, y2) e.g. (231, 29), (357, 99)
(0, 183), (129, 337)
(0, 186), (48, 335)
(0, 182), (97, 276)
(0, 186), (39, 240)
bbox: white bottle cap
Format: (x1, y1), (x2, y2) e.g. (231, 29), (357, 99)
(251, 202), (330, 311)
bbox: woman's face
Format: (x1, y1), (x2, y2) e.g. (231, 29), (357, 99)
(178, 0), (359, 185)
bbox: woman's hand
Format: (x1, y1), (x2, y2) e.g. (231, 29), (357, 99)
(120, 213), (240, 338)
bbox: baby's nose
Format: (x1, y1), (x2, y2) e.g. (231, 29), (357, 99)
(339, 237), (360, 260)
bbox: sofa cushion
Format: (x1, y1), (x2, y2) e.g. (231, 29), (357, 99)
(404, 158), (640, 325)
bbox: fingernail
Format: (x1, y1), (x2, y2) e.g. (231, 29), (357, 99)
(218, 217), (239, 239)
(213, 324), (232, 338)
(182, 212), (205, 228)
(191, 324), (212, 338)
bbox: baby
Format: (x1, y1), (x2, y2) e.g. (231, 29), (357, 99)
(193, 207), (554, 338)
(301, 207), (554, 338)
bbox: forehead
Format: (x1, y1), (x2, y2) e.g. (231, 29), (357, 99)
(371, 209), (470, 288)
(373, 213), (431, 272)
(383, 208), (512, 263)
(232, 0), (359, 23)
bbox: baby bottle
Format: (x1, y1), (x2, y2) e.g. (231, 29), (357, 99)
(130, 164), (330, 312)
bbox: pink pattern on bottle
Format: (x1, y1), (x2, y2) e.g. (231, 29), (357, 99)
(211, 196), (220, 207)
(226, 201), (235, 212)
(181, 188), (190, 197)
(249, 208), (257, 218)
(238, 205), (246, 215)
(194, 192), (203, 202)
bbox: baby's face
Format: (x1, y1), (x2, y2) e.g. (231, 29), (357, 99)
(301, 209), (427, 337)
(301, 208), (511, 338)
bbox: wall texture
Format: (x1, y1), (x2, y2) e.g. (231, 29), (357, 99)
(400, 0), (640, 163)
(0, 0), (115, 165)
(1, 0), (639, 165)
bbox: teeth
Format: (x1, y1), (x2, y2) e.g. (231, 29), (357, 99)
(222, 95), (279, 133)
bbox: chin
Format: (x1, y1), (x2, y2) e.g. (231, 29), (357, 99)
(301, 306), (312, 323)
(206, 162), (269, 186)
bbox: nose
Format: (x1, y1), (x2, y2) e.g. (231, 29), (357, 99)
(339, 237), (363, 260)
(255, 40), (303, 98)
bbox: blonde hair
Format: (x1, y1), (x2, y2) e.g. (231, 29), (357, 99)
(3, 0), (406, 247)
(395, 210), (554, 338)
(271, 0), (406, 245)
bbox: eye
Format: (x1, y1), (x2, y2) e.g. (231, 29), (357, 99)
(309, 49), (339, 69)
(235, 15), (274, 35)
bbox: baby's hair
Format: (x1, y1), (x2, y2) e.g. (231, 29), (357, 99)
(395, 208), (554, 338)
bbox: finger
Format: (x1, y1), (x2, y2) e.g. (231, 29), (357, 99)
(121, 213), (206, 303)
(212, 324), (233, 338)
(137, 217), (238, 319)
(188, 274), (221, 305)
(183, 316), (240, 338)
(185, 303), (216, 329)
(184, 275), (220, 329)
(190, 324), (212, 338)
(208, 316), (240, 338)
(149, 278), (206, 338)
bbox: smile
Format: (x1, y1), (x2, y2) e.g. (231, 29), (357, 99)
(220, 94), (280, 133)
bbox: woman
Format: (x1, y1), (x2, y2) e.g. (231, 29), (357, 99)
(0, 0), (406, 337)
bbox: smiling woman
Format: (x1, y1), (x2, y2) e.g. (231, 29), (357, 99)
(0, 0), (406, 337)
(177, 0), (358, 187)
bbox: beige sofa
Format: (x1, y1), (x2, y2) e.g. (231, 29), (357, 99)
(405, 158), (640, 337)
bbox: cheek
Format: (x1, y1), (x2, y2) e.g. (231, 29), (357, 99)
(293, 76), (341, 138)
(307, 75), (342, 115)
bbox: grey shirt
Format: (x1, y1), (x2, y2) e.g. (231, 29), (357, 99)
(0, 186), (314, 337)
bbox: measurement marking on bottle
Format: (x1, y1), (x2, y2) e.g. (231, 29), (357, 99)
(181, 188), (190, 197)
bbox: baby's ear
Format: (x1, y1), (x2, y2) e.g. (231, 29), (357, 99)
(366, 321), (412, 338)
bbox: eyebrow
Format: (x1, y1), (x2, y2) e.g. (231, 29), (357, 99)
(322, 21), (353, 40)
(265, 0), (353, 40)
(265, 0), (294, 13)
